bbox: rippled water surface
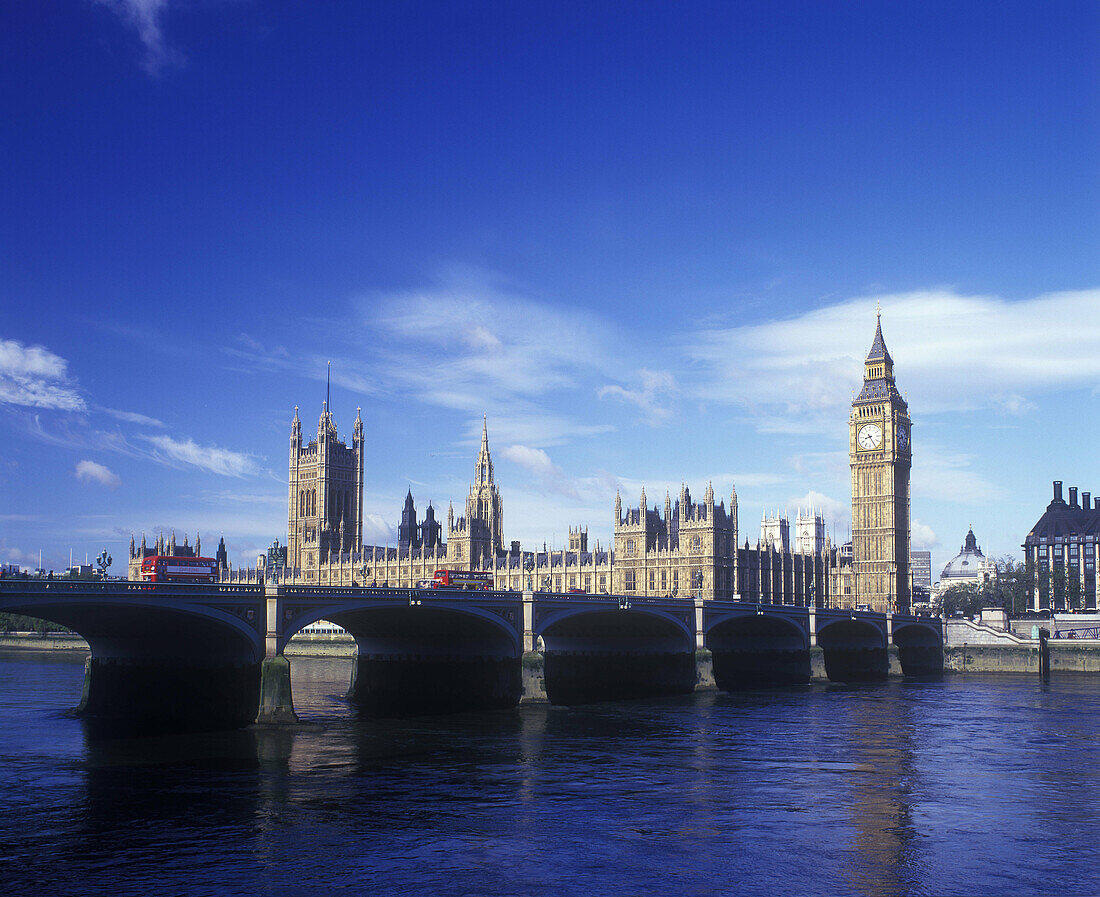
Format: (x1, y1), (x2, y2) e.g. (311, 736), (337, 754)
(3, 650), (1100, 896)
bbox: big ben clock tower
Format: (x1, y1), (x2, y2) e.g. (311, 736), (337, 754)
(850, 311), (911, 613)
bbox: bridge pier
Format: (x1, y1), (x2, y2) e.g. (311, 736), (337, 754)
(256, 586), (298, 724)
(256, 655), (298, 724)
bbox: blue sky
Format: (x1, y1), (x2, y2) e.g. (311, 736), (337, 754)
(1, 1), (1097, 578)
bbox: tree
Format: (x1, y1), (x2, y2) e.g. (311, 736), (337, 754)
(987, 555), (1030, 617)
(1067, 565), (1083, 611)
(939, 581), (984, 618)
(1052, 564), (1068, 612)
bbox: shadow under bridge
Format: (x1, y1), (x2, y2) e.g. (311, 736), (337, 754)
(705, 611), (811, 688)
(0, 582), (265, 734)
(535, 603), (696, 704)
(891, 619), (944, 677)
(287, 594), (523, 716)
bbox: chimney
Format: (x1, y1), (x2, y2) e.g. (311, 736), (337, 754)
(1070, 487), (1078, 508)
(1084, 492), (1091, 511)
(1054, 481), (1064, 503)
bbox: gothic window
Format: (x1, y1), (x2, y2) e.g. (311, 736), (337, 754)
(692, 535), (702, 552)
(624, 570), (636, 591)
(626, 538), (635, 556)
(661, 569), (667, 591)
(672, 570), (679, 592)
(692, 569), (704, 590)
(649, 570), (655, 590)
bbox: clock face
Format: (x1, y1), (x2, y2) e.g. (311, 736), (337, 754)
(857, 423), (883, 450)
(897, 426), (909, 450)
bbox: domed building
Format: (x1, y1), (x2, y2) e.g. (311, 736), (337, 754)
(935, 527), (996, 595)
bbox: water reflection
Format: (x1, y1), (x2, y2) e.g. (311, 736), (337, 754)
(7, 652), (1100, 895)
(838, 683), (920, 897)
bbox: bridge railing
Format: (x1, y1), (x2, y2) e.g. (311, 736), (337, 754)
(0, 580), (264, 597)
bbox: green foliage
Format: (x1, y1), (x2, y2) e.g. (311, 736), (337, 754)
(939, 581), (984, 618)
(0, 613), (68, 635)
(985, 556), (1031, 616)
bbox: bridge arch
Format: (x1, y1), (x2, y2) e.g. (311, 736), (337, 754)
(535, 605), (696, 704)
(287, 595), (524, 716)
(0, 584), (267, 733)
(892, 619), (945, 676)
(276, 598), (522, 658)
(816, 617), (889, 682)
(705, 611), (811, 687)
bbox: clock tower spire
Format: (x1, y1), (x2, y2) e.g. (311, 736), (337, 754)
(850, 311), (912, 613)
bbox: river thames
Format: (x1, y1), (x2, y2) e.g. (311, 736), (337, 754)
(2, 651), (1100, 896)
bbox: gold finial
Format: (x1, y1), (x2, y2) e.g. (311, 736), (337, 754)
(875, 299), (882, 321)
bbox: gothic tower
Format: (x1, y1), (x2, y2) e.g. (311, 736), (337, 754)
(287, 402), (364, 570)
(447, 417), (505, 568)
(850, 312), (912, 613)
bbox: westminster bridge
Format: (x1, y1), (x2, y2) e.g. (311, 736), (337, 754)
(0, 580), (943, 732)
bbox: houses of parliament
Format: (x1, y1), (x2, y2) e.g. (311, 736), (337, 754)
(219, 316), (912, 613)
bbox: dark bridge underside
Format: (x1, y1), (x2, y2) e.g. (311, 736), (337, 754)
(707, 616), (810, 688)
(5, 602), (261, 735)
(539, 611), (695, 704)
(329, 607), (521, 716)
(892, 624), (944, 677)
(817, 620), (890, 682)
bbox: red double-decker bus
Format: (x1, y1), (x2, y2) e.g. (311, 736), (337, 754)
(139, 556), (218, 583)
(431, 569), (493, 591)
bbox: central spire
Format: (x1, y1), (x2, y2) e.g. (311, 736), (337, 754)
(475, 415), (494, 484)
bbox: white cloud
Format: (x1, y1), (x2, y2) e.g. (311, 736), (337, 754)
(911, 441), (1004, 505)
(93, 0), (178, 74)
(362, 514), (395, 546)
(786, 490), (849, 526)
(0, 539), (39, 569)
(0, 339), (85, 411)
(74, 460), (121, 488)
(363, 273), (617, 408)
(687, 288), (1100, 427)
(599, 369), (677, 426)
(912, 519), (939, 550)
(500, 444), (579, 499)
(102, 407), (165, 427)
(143, 435), (259, 477)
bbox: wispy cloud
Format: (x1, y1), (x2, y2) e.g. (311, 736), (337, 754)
(93, 0), (179, 74)
(911, 441), (1005, 505)
(102, 407), (165, 427)
(0, 338), (85, 411)
(367, 275), (615, 406)
(143, 435), (259, 477)
(599, 369), (677, 426)
(75, 460), (121, 488)
(500, 444), (579, 499)
(687, 288), (1100, 430)
(0, 539), (40, 569)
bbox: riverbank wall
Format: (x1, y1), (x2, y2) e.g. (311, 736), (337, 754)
(0, 633), (89, 652)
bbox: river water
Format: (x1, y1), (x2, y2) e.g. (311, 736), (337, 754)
(2, 650), (1100, 896)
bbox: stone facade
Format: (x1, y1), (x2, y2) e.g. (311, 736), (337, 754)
(227, 315), (910, 608)
(287, 403), (364, 571)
